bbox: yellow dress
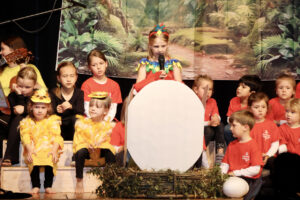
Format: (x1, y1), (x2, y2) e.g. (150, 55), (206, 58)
(73, 115), (116, 155)
(20, 115), (63, 175)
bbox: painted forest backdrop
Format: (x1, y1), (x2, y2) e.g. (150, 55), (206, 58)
(56, 0), (300, 80)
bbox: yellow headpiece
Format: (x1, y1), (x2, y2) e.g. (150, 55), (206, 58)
(31, 89), (51, 103)
(88, 91), (108, 99)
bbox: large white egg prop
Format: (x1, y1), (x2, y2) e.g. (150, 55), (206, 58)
(127, 80), (204, 172)
(223, 177), (249, 198)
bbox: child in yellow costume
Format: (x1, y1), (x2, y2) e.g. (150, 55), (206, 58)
(20, 89), (63, 194)
(73, 91), (116, 193)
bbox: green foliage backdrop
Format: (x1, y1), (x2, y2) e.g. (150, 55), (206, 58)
(57, 0), (300, 80)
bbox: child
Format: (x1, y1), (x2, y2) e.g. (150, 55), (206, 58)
(0, 36), (46, 96)
(266, 73), (296, 125)
(1, 67), (37, 166)
(19, 89), (63, 194)
(278, 98), (300, 156)
(295, 82), (300, 98)
(248, 92), (280, 166)
(81, 49), (122, 120)
(50, 61), (84, 140)
(224, 74), (261, 144)
(221, 110), (264, 200)
(73, 92), (119, 193)
(192, 74), (225, 163)
(134, 24), (182, 93)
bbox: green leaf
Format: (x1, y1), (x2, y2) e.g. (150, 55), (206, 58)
(63, 19), (78, 37)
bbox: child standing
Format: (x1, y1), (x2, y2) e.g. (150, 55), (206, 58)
(50, 61), (84, 140)
(278, 98), (300, 156)
(248, 92), (280, 166)
(1, 67), (37, 166)
(81, 49), (122, 120)
(134, 24), (182, 93)
(221, 110), (264, 200)
(192, 74), (225, 162)
(266, 73), (296, 125)
(20, 89), (63, 194)
(224, 75), (261, 144)
(73, 92), (118, 193)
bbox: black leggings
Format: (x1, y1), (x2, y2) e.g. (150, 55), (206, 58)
(75, 148), (115, 178)
(3, 115), (24, 164)
(30, 166), (54, 188)
(204, 123), (225, 150)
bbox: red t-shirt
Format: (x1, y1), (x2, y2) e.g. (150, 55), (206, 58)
(81, 77), (122, 103)
(110, 122), (125, 146)
(266, 97), (285, 122)
(226, 97), (248, 117)
(250, 119), (280, 154)
(204, 98), (219, 122)
(296, 82), (300, 98)
(279, 124), (300, 156)
(222, 139), (263, 179)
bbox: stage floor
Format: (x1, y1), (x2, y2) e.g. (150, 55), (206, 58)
(29, 192), (99, 199)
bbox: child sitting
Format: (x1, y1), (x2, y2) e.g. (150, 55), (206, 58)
(73, 92), (120, 193)
(2, 67), (37, 166)
(248, 92), (280, 167)
(278, 98), (300, 156)
(266, 73), (296, 125)
(192, 74), (225, 163)
(224, 75), (261, 144)
(20, 89), (63, 194)
(221, 110), (264, 200)
(81, 49), (122, 120)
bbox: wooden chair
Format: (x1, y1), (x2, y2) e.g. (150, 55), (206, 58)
(84, 148), (105, 167)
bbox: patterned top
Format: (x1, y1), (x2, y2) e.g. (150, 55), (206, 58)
(20, 115), (63, 175)
(73, 115), (116, 154)
(136, 58), (182, 74)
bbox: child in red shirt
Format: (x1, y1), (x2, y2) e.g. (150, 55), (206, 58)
(221, 110), (264, 200)
(278, 98), (300, 156)
(266, 73), (296, 125)
(192, 74), (225, 164)
(225, 75), (261, 144)
(248, 92), (280, 167)
(295, 82), (300, 98)
(81, 49), (122, 120)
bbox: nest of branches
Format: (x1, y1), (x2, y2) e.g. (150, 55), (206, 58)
(89, 164), (228, 199)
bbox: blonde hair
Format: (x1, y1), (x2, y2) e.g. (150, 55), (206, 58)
(53, 61), (77, 99)
(248, 92), (269, 107)
(17, 66), (37, 83)
(192, 74), (213, 89)
(148, 28), (169, 59)
(285, 98), (300, 116)
(89, 96), (111, 110)
(276, 73), (296, 90)
(229, 110), (255, 130)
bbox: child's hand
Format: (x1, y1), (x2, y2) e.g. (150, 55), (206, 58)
(13, 84), (22, 95)
(88, 144), (95, 152)
(48, 150), (59, 163)
(95, 136), (107, 147)
(159, 70), (167, 79)
(57, 105), (63, 113)
(61, 101), (72, 111)
(210, 114), (220, 127)
(14, 105), (24, 115)
(26, 146), (36, 163)
(262, 154), (269, 164)
(228, 171), (235, 176)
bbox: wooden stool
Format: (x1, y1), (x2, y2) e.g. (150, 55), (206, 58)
(84, 148), (105, 167)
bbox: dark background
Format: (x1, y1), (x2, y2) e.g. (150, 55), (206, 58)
(0, 0), (287, 124)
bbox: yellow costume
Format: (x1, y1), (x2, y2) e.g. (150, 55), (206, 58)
(73, 115), (116, 154)
(20, 115), (63, 175)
